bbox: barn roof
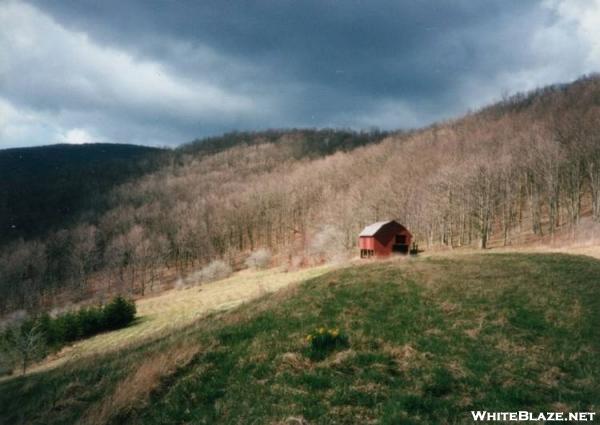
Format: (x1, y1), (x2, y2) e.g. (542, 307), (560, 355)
(359, 220), (396, 237)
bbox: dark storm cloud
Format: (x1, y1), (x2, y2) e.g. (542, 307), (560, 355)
(28, 1), (530, 96)
(1, 0), (598, 147)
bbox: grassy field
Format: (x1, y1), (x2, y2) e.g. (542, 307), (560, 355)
(1, 253), (599, 424)
(23, 265), (331, 375)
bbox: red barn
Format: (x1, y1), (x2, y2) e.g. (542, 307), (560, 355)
(358, 220), (412, 258)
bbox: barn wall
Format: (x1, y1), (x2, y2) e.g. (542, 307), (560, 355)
(359, 237), (374, 249)
(374, 237), (392, 256)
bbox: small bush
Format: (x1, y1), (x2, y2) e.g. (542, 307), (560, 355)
(103, 296), (137, 330)
(309, 225), (347, 263)
(202, 260), (233, 281)
(186, 260), (232, 285)
(53, 312), (80, 342)
(245, 249), (272, 269)
(306, 326), (349, 360)
(77, 307), (104, 336)
(174, 277), (185, 290)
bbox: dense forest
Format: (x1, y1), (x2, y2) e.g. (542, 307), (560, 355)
(2, 75), (600, 314)
(0, 143), (165, 244)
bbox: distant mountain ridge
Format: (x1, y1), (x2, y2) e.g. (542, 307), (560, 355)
(0, 143), (165, 245)
(0, 129), (390, 247)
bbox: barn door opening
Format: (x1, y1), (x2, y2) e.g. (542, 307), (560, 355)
(392, 234), (408, 254)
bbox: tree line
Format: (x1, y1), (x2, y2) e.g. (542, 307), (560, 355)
(0, 296), (136, 374)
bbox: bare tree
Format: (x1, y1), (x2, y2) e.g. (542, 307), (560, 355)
(3, 324), (46, 375)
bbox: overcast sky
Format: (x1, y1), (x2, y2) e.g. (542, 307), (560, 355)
(1, 0), (599, 148)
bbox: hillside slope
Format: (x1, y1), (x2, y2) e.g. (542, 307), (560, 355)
(4, 75), (600, 315)
(1, 253), (598, 424)
(0, 130), (387, 314)
(0, 143), (165, 245)
(0, 130), (382, 249)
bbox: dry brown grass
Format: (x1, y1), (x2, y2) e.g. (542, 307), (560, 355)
(327, 349), (357, 367)
(83, 342), (200, 425)
(464, 314), (486, 339)
(279, 352), (312, 372)
(382, 343), (430, 372)
(273, 416), (311, 425)
(539, 366), (566, 389)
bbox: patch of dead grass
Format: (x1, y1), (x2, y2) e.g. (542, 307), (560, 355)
(270, 416), (311, 425)
(464, 314), (486, 339)
(383, 343), (430, 371)
(539, 366), (565, 388)
(495, 336), (528, 355)
(279, 352), (311, 372)
(446, 360), (468, 379)
(439, 301), (459, 314)
(328, 349), (357, 367)
(328, 405), (378, 425)
(551, 401), (573, 412)
(83, 342), (200, 425)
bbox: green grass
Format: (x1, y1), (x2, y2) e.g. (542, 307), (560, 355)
(1, 253), (599, 424)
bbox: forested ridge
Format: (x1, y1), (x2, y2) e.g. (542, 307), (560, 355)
(2, 75), (600, 314)
(0, 143), (165, 245)
(0, 132), (380, 248)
